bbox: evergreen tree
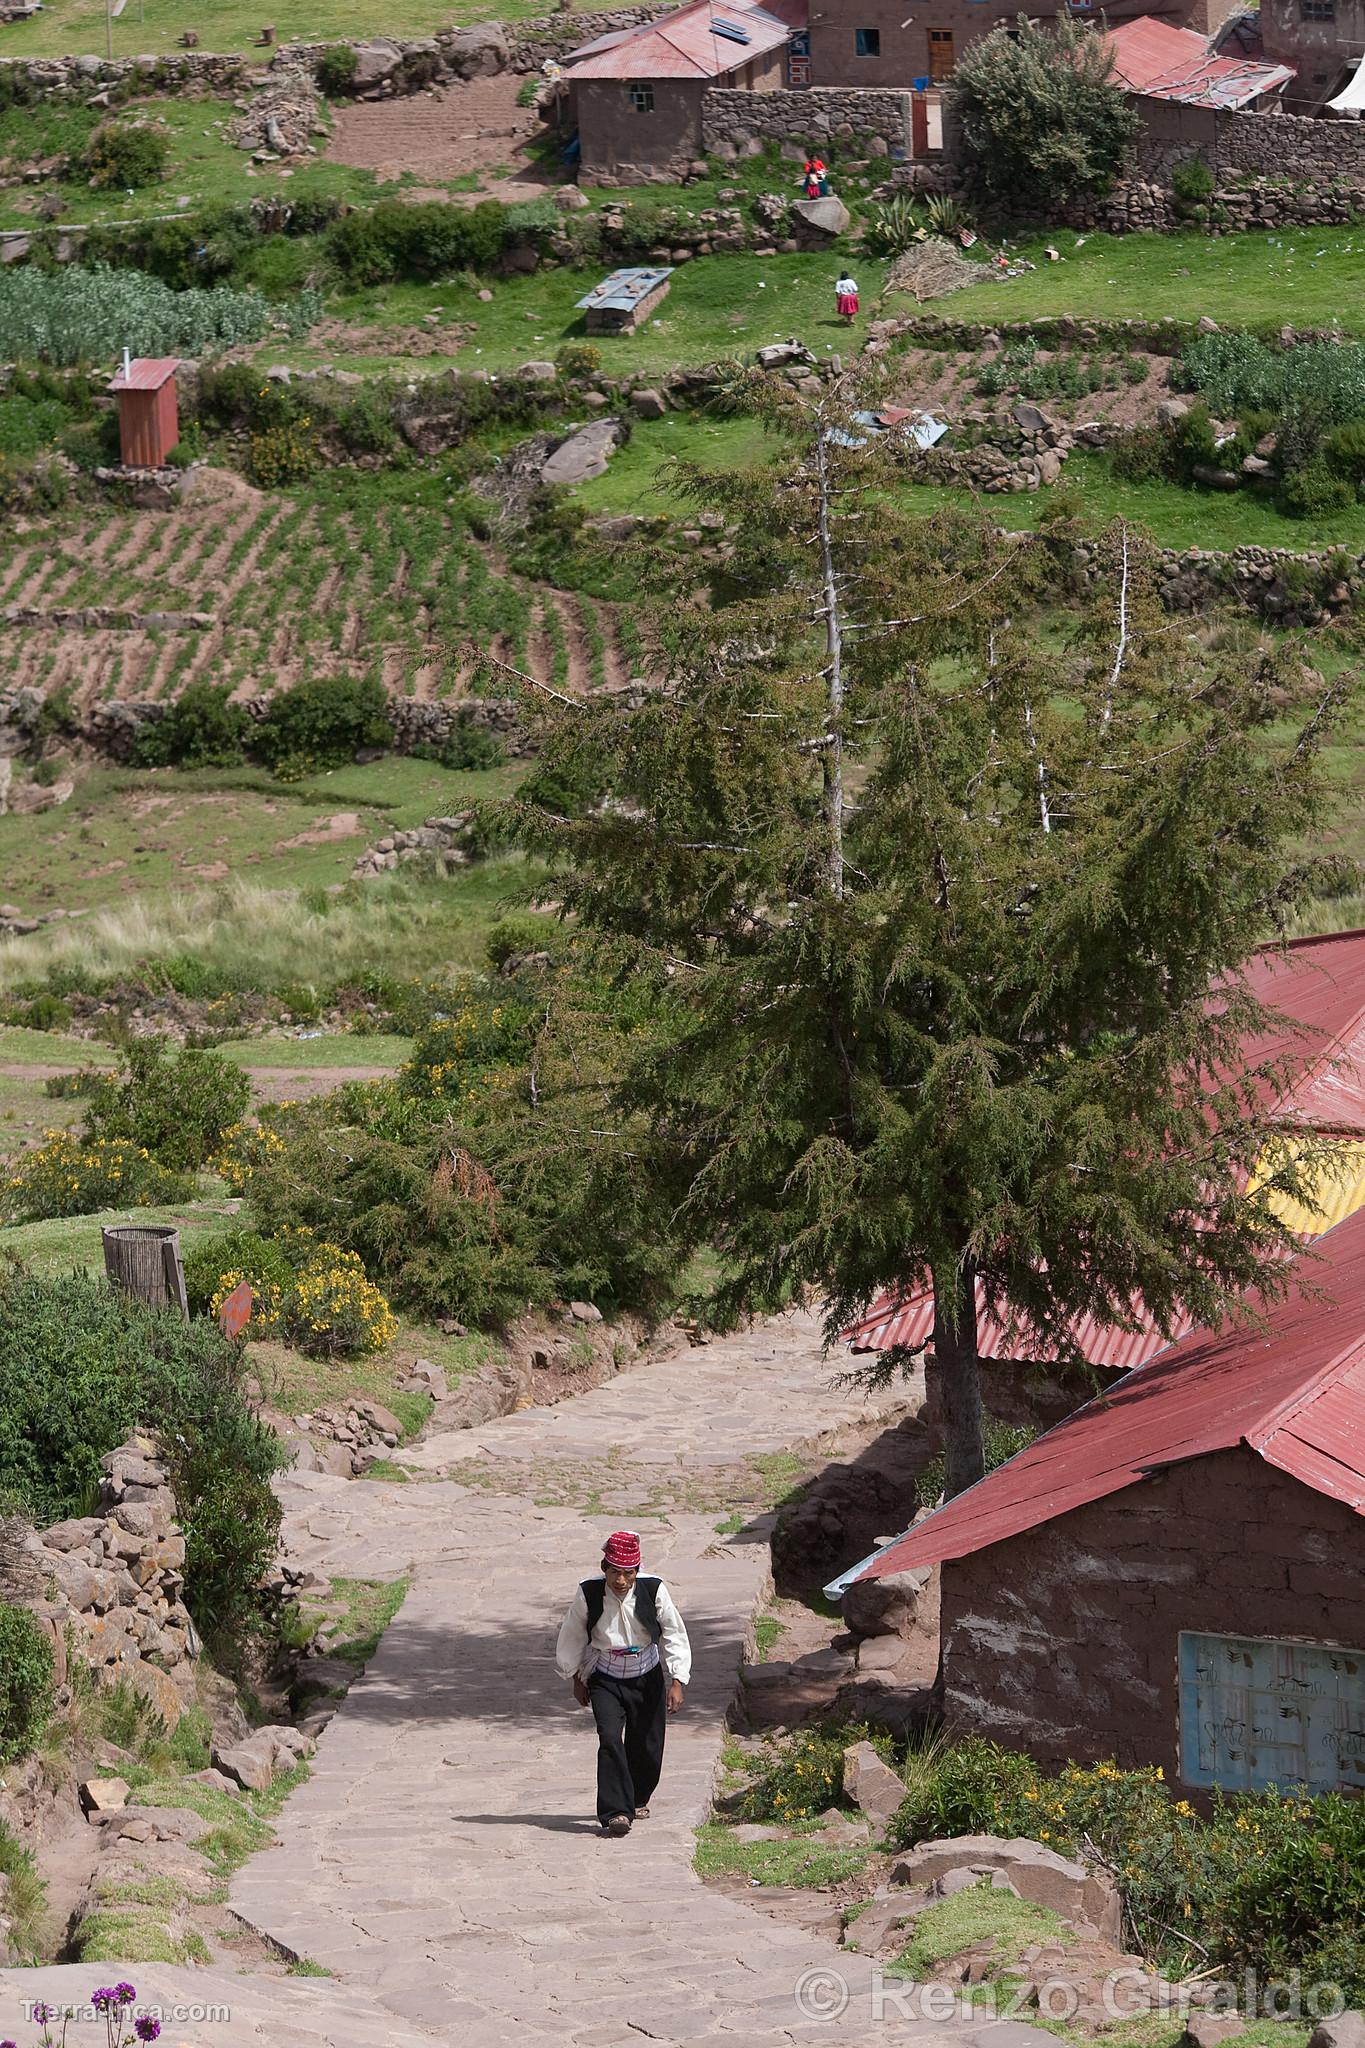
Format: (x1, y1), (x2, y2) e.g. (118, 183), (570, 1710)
(948, 16), (1139, 218)
(502, 412), (1354, 1495)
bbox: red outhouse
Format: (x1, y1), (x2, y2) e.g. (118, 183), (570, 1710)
(108, 357), (180, 468)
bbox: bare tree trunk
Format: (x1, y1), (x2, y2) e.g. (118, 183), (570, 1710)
(102, 1225), (188, 1317)
(814, 423), (845, 900)
(932, 1255), (985, 1498)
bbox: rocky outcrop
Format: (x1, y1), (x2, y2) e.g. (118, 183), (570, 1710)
(350, 811), (476, 878)
(19, 1433), (199, 1730)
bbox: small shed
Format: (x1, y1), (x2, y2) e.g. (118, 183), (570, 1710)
(107, 356), (180, 469)
(576, 267), (673, 334)
(842, 1202), (1365, 1798)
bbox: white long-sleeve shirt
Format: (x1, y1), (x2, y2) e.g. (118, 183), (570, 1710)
(555, 1577), (692, 1686)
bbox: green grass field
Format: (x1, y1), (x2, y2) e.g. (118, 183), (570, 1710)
(0, 0), (597, 57)
(0, 757), (520, 918)
(898, 451), (1365, 552)
(572, 413), (782, 516)
(954, 228), (1365, 335)
(258, 252), (889, 379)
(0, 96), (386, 234)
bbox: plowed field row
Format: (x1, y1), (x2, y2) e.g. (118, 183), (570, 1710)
(3, 481), (642, 714)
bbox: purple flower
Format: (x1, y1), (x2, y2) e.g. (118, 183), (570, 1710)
(91, 1991), (115, 2013)
(33, 2006), (55, 2023)
(115, 1987), (137, 2006)
(134, 2022), (160, 2043)
(3, 2034), (18, 2046)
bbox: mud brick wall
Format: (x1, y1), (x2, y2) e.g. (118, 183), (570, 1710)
(939, 1445), (1365, 1791)
(701, 85), (912, 157)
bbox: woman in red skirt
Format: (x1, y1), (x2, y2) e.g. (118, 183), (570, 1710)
(835, 272), (859, 323)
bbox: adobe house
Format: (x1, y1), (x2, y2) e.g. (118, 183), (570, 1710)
(563, 0), (804, 185)
(846, 1203), (1365, 1797)
(1102, 14), (1294, 131)
(1258, 0), (1365, 112)
(804, 0), (1223, 94)
(844, 927), (1365, 1436)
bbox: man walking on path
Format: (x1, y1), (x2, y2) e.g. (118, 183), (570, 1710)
(556, 1530), (691, 1837)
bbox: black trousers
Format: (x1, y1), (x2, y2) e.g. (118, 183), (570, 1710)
(588, 1663), (666, 1822)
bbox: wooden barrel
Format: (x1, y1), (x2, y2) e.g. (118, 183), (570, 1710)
(102, 1225), (188, 1317)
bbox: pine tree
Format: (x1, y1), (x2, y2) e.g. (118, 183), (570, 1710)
(500, 410), (1355, 1495)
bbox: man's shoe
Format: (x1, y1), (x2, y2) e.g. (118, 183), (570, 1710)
(603, 1814), (632, 1837)
(634, 1805), (650, 1819)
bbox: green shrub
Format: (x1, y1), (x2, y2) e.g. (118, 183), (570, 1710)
(915, 1415), (1035, 1511)
(0, 1820), (46, 1961)
(554, 341), (602, 381)
(316, 44), (359, 95)
(740, 1723), (895, 1822)
(0, 1270), (283, 1640)
(1280, 461), (1354, 518)
(885, 1735), (1042, 1846)
(336, 390), (398, 456)
(132, 682), (250, 770)
(516, 75), (543, 108)
(0, 1601), (54, 1766)
(1172, 155), (1215, 217)
(247, 421), (317, 488)
(2, 1132), (193, 1223)
(1322, 418), (1365, 488)
(80, 1037), (250, 1172)
(949, 16), (1138, 215)
(83, 120), (171, 191)
(486, 911), (557, 969)
(255, 671), (392, 778)
(0, 991), (71, 1032)
(183, 1224), (296, 1318)
(328, 199), (507, 286)
(437, 711), (504, 771)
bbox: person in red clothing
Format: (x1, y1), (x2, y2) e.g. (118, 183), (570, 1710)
(555, 1530), (692, 1837)
(835, 271), (859, 323)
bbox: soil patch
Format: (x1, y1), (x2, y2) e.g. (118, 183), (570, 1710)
(324, 75), (551, 188)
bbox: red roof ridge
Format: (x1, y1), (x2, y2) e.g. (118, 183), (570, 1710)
(1245, 1302), (1365, 1450)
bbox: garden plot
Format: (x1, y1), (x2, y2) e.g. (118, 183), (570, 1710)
(3, 471), (639, 711)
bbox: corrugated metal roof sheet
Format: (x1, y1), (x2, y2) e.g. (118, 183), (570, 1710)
(845, 930), (1365, 1363)
(108, 357), (179, 392)
(565, 0), (793, 78)
(1103, 15), (1294, 106)
(851, 1202), (1365, 1580)
(576, 266), (673, 312)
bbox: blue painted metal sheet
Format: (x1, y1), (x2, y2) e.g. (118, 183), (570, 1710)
(1178, 1631), (1365, 1793)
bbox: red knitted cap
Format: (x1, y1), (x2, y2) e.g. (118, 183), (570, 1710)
(602, 1530), (641, 1570)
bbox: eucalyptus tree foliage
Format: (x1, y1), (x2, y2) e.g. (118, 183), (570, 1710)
(501, 405), (1355, 1495)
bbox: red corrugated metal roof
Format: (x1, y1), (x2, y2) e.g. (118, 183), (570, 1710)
(1103, 15), (1293, 107)
(845, 1282), (1188, 1372)
(853, 1202), (1365, 1580)
(108, 357), (179, 392)
(844, 930), (1365, 1363)
(566, 0), (794, 78)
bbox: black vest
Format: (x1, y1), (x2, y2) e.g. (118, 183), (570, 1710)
(582, 1575), (662, 1643)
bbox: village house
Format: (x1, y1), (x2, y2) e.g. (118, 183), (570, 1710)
(843, 1201), (1365, 1798)
(844, 926), (1365, 1436)
(562, 0), (805, 184)
(1256, 0), (1365, 113)
(1102, 13), (1295, 130)
(803, 0), (1236, 94)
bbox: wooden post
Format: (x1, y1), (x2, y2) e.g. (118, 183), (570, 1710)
(102, 1225), (189, 1318)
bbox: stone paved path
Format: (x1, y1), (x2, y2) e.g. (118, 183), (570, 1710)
(3, 1314), (1047, 2048)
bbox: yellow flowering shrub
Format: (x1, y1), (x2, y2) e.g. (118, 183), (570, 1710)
(204, 1232), (396, 1359)
(2, 1131), (192, 1223)
(213, 1120), (286, 1194)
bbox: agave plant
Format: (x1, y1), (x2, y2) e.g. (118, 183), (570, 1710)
(862, 193), (929, 257)
(923, 192), (972, 237)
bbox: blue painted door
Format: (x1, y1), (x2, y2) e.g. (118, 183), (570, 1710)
(1179, 1632), (1365, 1793)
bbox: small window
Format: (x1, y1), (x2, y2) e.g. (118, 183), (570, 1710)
(628, 83), (655, 111)
(855, 26), (881, 55)
(1301, 0), (1335, 18)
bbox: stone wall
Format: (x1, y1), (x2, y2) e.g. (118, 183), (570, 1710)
(939, 1444), (1365, 1789)
(0, 50), (246, 96)
(701, 85), (912, 159)
(16, 1432), (199, 1731)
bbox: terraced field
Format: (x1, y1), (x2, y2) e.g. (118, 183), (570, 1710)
(2, 469), (646, 711)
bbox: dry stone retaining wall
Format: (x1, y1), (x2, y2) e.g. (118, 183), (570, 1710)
(702, 85), (912, 159)
(17, 1431), (199, 1731)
